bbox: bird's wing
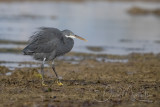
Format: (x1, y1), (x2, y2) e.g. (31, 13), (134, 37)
(29, 27), (62, 43)
(25, 27), (64, 53)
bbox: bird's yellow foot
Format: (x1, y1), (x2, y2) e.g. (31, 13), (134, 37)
(35, 73), (42, 79)
(56, 80), (63, 86)
(42, 82), (48, 87)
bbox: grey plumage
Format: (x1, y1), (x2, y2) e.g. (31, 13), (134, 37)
(23, 27), (74, 61)
(22, 27), (87, 86)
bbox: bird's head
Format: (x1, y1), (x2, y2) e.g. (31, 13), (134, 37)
(62, 30), (87, 42)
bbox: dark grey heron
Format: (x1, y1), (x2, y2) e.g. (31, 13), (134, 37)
(23, 27), (87, 86)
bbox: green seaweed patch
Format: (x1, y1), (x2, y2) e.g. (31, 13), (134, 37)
(0, 39), (27, 45)
(0, 48), (22, 53)
(155, 40), (160, 44)
(86, 46), (104, 52)
(68, 52), (129, 59)
(128, 6), (160, 16)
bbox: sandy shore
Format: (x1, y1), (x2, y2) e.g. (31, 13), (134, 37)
(0, 53), (160, 107)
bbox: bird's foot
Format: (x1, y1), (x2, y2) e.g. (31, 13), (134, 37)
(35, 73), (42, 79)
(42, 83), (48, 87)
(42, 81), (48, 87)
(56, 80), (63, 86)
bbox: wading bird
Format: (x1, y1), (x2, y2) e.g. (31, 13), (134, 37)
(23, 27), (87, 86)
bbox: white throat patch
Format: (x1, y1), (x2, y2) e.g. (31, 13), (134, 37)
(65, 35), (76, 39)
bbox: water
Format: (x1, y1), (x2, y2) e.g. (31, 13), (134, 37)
(0, 1), (160, 68)
(0, 52), (128, 69)
(0, 1), (160, 54)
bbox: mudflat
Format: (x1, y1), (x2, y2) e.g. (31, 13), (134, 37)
(0, 53), (160, 107)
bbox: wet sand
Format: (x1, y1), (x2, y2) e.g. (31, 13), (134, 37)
(0, 53), (160, 107)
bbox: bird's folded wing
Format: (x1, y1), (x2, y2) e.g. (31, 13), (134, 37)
(25, 27), (63, 53)
(34, 39), (59, 53)
(29, 27), (62, 43)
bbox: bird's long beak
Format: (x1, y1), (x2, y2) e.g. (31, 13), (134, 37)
(75, 35), (88, 42)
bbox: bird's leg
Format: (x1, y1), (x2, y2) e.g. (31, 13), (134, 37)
(52, 61), (63, 86)
(41, 58), (47, 86)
